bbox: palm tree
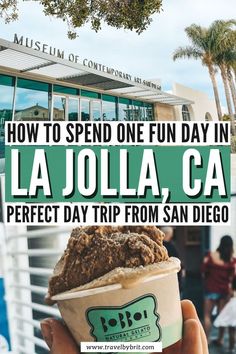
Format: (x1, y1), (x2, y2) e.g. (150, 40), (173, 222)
(227, 64), (236, 113)
(223, 51), (236, 115)
(173, 24), (223, 120)
(214, 52), (235, 114)
(210, 20), (236, 135)
(232, 61), (236, 85)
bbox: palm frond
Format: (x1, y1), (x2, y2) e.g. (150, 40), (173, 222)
(185, 24), (208, 50)
(173, 46), (202, 61)
(214, 49), (236, 66)
(209, 20), (236, 52)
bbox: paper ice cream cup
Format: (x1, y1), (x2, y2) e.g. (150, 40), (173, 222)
(52, 258), (182, 351)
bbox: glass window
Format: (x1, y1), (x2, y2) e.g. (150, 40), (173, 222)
(132, 100), (143, 121)
(81, 90), (101, 99)
(54, 84), (79, 96)
(15, 78), (49, 121)
(0, 75), (15, 158)
(53, 96), (66, 121)
(92, 100), (101, 121)
(118, 98), (133, 121)
(133, 100), (143, 107)
(68, 98), (79, 121)
(144, 103), (154, 121)
(182, 105), (191, 121)
(102, 95), (117, 121)
(81, 99), (90, 121)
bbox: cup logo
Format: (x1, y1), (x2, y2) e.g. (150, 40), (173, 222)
(86, 294), (161, 343)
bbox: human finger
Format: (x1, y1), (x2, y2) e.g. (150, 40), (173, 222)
(181, 300), (208, 354)
(41, 318), (79, 354)
(182, 318), (203, 354)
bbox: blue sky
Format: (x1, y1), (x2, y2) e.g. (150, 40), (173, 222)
(0, 0), (235, 107)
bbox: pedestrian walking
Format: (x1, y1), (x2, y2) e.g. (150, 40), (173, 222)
(214, 277), (236, 353)
(202, 235), (236, 344)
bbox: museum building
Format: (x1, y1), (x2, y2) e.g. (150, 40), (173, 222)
(0, 36), (193, 136)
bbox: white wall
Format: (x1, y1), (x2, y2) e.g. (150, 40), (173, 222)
(173, 83), (218, 121)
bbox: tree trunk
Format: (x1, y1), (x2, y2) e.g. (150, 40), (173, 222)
(233, 67), (236, 88)
(227, 67), (236, 113)
(208, 65), (222, 121)
(220, 63), (235, 136)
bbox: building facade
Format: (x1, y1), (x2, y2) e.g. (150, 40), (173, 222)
(173, 83), (218, 122)
(0, 36), (220, 162)
(0, 36), (195, 159)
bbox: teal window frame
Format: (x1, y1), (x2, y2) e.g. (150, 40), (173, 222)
(0, 74), (15, 87)
(81, 90), (101, 99)
(53, 84), (80, 96)
(119, 97), (132, 105)
(102, 94), (116, 103)
(132, 99), (144, 107)
(17, 78), (49, 92)
(0, 74), (15, 158)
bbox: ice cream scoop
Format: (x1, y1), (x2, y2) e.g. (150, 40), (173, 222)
(48, 226), (169, 297)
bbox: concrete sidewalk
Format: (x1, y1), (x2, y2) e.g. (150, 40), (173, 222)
(209, 327), (235, 354)
(209, 342), (235, 354)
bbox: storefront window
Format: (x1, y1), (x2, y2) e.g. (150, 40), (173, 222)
(15, 79), (49, 121)
(118, 100), (153, 121)
(132, 100), (143, 121)
(144, 103), (154, 121)
(3, 75), (154, 125)
(81, 99), (90, 121)
(92, 100), (102, 121)
(0, 75), (15, 158)
(53, 96), (66, 121)
(68, 98), (79, 121)
(118, 98), (133, 121)
(102, 95), (117, 121)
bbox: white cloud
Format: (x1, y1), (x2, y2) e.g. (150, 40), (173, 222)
(0, 0), (235, 106)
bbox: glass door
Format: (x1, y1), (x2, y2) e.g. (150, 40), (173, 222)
(80, 99), (90, 121)
(53, 95), (66, 121)
(68, 98), (79, 121)
(53, 95), (79, 121)
(92, 100), (102, 121)
(53, 95), (102, 121)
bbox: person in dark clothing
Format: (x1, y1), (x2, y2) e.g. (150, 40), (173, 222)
(202, 235), (236, 344)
